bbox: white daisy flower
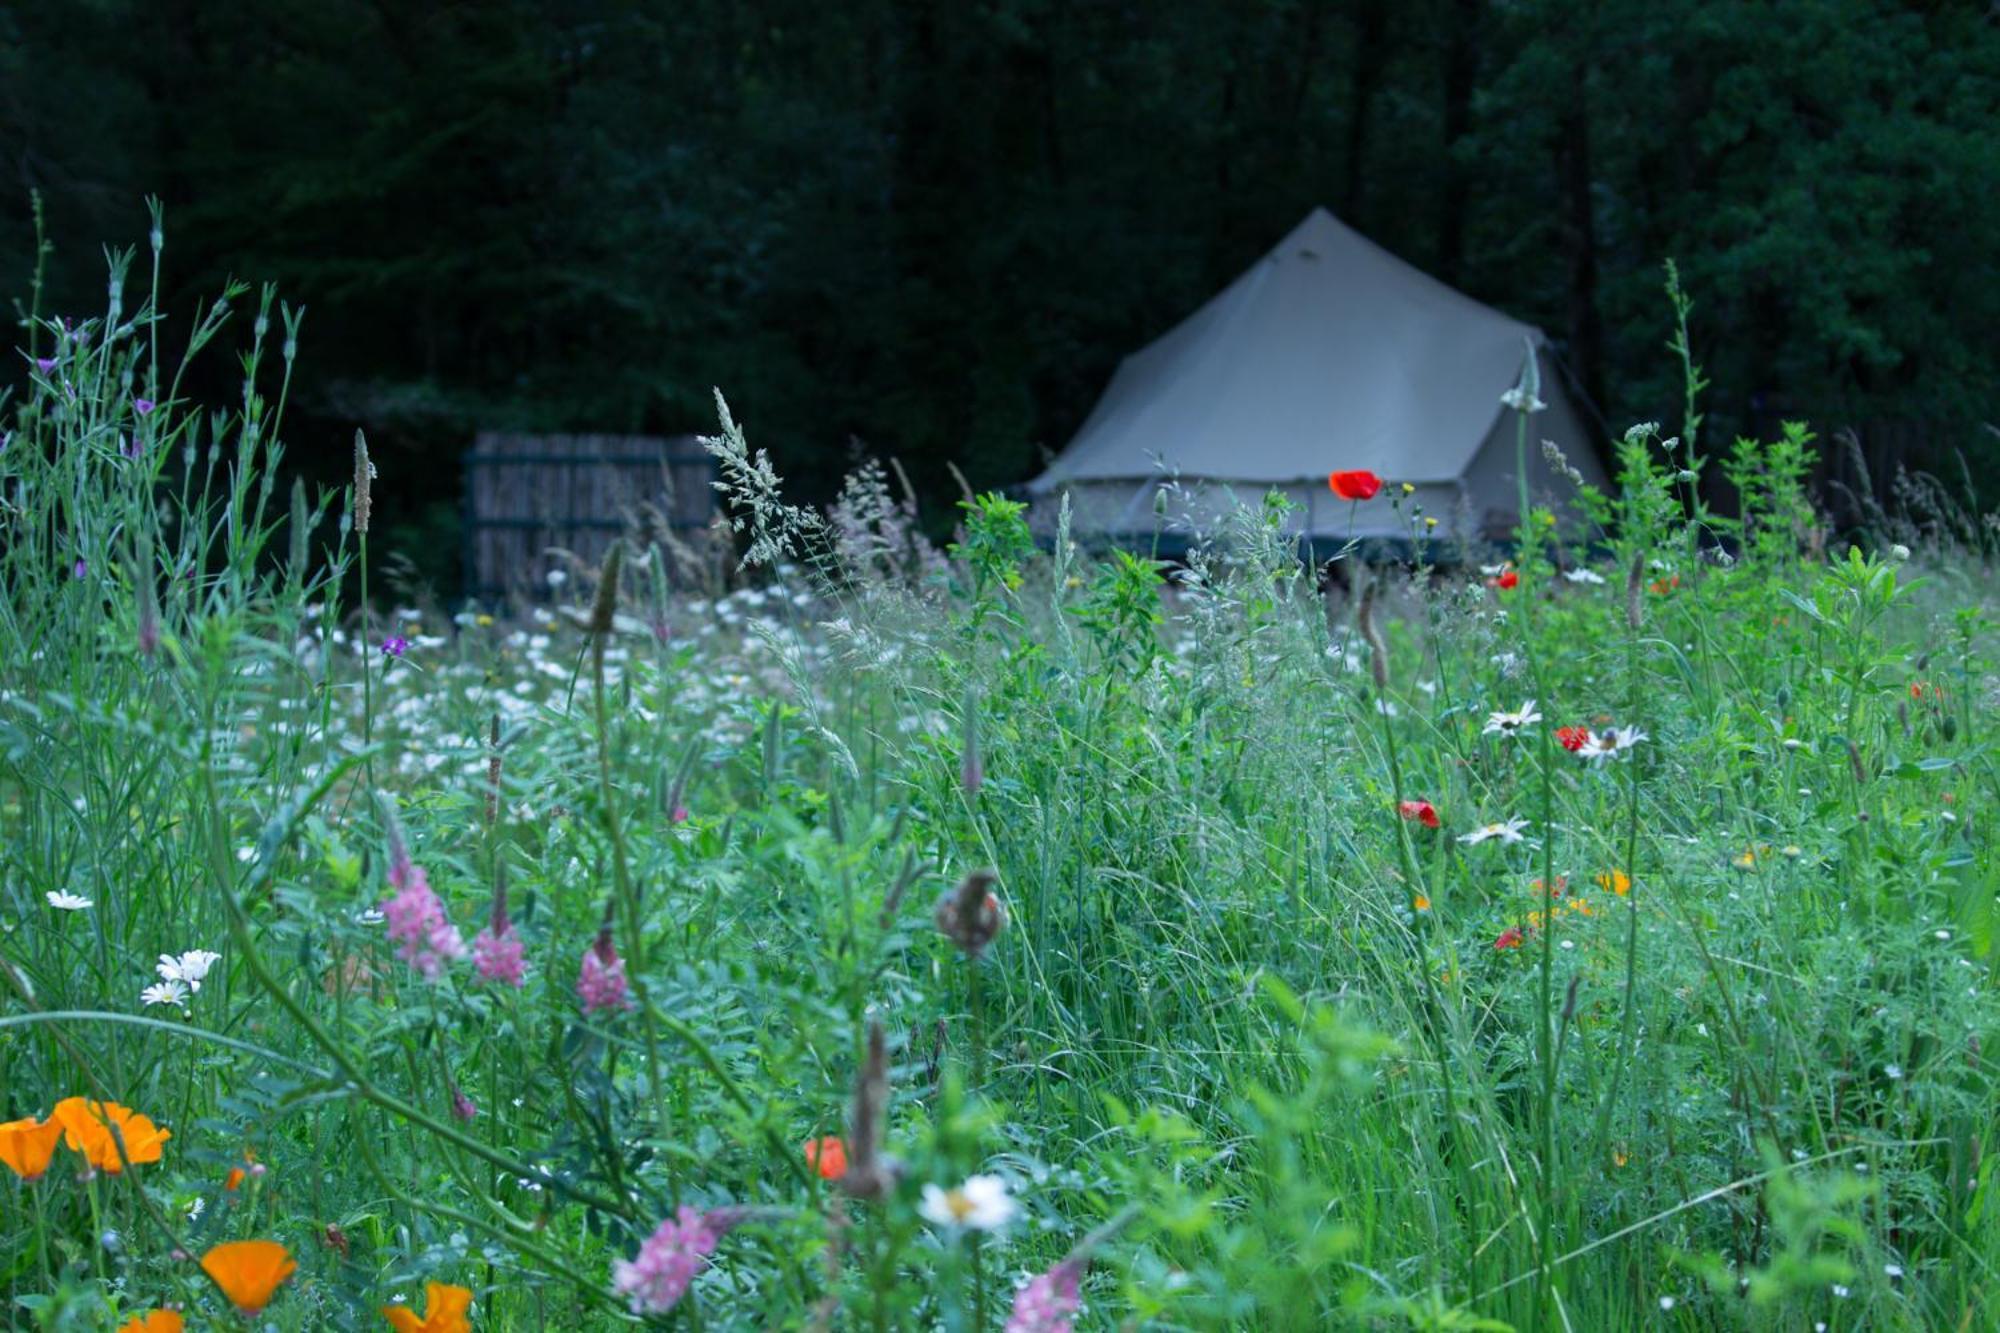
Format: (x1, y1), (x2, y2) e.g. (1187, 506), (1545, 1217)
(1579, 725), (1647, 764)
(1459, 817), (1530, 846)
(1482, 700), (1542, 736)
(46, 890), (94, 911)
(919, 1175), (1018, 1231)
(157, 949), (224, 991)
(1562, 567), (1607, 585)
(141, 979), (189, 1009)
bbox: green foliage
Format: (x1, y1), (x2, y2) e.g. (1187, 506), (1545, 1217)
(6, 0), (1999, 585)
(4, 232), (1999, 1329)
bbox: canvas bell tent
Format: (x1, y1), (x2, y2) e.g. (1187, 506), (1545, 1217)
(1026, 207), (1608, 549)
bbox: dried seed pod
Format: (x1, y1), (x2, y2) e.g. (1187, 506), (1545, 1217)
(590, 543), (624, 638)
(934, 868), (1007, 959)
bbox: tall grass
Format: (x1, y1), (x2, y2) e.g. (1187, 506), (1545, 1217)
(2, 218), (1996, 1330)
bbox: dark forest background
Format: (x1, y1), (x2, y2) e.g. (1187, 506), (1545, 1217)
(4, 1), (1997, 593)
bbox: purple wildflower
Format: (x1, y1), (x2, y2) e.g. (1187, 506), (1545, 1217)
(72, 558), (87, 580)
(610, 1207), (720, 1315)
(577, 926), (631, 1014)
(381, 855), (465, 981)
(450, 1085), (478, 1122)
(381, 635), (409, 658)
(35, 357), (56, 375)
(1005, 1260), (1083, 1333)
(473, 923), (526, 988)
(121, 434), (143, 460)
(133, 397), (155, 416)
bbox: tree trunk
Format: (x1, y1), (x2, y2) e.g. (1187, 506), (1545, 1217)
(1555, 89), (1605, 415)
(1341, 0), (1390, 220)
(1436, 0), (1483, 286)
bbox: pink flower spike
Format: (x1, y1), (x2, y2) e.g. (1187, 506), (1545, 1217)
(611, 1206), (720, 1315)
(381, 857), (466, 981)
(577, 927), (632, 1014)
(472, 923), (527, 988)
(1006, 1260), (1083, 1333)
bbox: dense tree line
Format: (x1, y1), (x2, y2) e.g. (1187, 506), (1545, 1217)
(4, 1), (1996, 587)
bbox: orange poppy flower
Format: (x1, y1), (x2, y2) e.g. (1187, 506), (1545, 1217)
(0, 1116), (65, 1181)
(1596, 869), (1631, 896)
(382, 1280), (474, 1333)
(50, 1098), (170, 1173)
(804, 1135), (848, 1182)
(224, 1147), (258, 1191)
(200, 1240), (297, 1315)
(118, 1313), (185, 1333)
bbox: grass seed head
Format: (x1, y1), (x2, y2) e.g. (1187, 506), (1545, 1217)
(351, 429), (375, 535)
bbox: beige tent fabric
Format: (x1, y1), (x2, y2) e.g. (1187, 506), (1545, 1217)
(1028, 208), (1608, 541)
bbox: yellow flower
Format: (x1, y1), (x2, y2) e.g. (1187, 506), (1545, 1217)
(1412, 894), (1431, 912)
(1424, 517), (1439, 529)
(1400, 482), (1415, 495)
(383, 1281), (474, 1333)
(1596, 870), (1631, 897)
(200, 1240), (297, 1315)
(1612, 1147), (1629, 1168)
(1732, 849), (1758, 870)
(0, 1115), (64, 1181)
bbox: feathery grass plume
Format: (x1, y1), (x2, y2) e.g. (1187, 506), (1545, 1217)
(1358, 578), (1390, 692)
(838, 1020), (897, 1200)
(351, 429), (375, 534)
(1541, 438), (1586, 489)
(1847, 738), (1868, 786)
(703, 389), (826, 570)
(935, 868), (1007, 960)
(1625, 552), (1645, 631)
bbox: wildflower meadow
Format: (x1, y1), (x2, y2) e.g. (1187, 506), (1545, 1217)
(3, 222), (1998, 1331)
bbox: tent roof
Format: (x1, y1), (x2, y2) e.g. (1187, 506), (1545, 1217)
(1030, 208), (1560, 490)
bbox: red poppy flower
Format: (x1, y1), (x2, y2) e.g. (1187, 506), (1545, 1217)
(1328, 470), (1384, 501)
(1398, 799), (1441, 829)
(1485, 569), (1520, 590)
(803, 1135), (848, 1182)
(1555, 725), (1590, 752)
(1494, 927), (1525, 951)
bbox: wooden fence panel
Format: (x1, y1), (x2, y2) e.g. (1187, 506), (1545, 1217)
(461, 433), (715, 601)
